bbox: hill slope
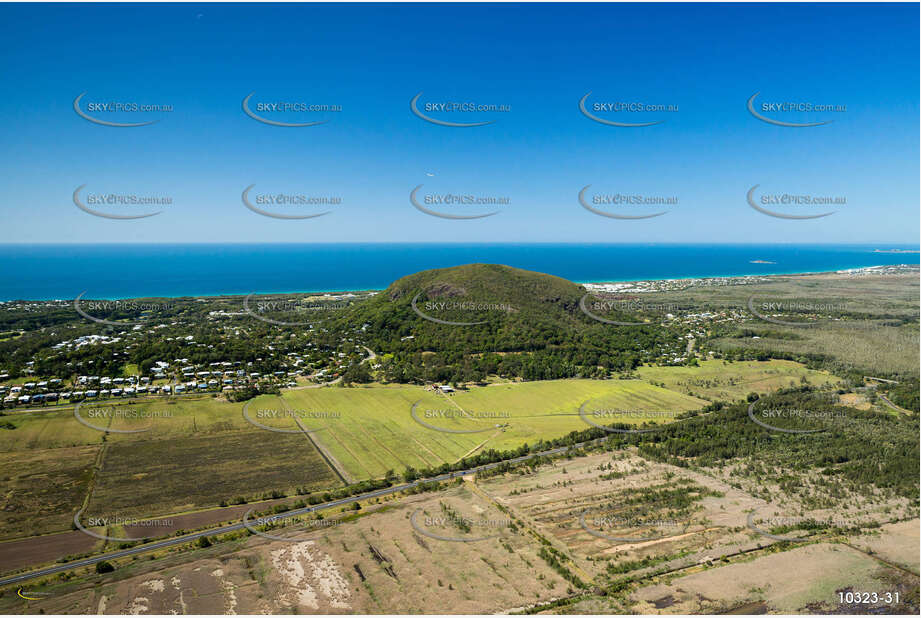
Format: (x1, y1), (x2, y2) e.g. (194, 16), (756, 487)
(339, 264), (677, 383)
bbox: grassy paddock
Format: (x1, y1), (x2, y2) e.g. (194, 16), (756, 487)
(86, 430), (339, 520)
(637, 359), (841, 401)
(280, 380), (707, 480)
(0, 361), (847, 541)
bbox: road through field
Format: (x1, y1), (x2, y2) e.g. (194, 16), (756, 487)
(0, 437), (609, 588)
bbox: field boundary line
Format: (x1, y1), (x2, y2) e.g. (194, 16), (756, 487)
(469, 478), (593, 584)
(456, 429), (502, 462)
(78, 442), (108, 518)
(72, 442), (110, 552)
(293, 415), (349, 486)
(842, 541), (920, 577)
(281, 396), (350, 486)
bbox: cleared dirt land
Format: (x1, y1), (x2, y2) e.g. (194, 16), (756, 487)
(2, 484), (580, 614)
(1, 446), (917, 615)
(627, 542), (918, 614)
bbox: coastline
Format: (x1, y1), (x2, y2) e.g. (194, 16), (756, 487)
(2, 243), (918, 302)
(9, 263), (917, 303)
(576, 262), (918, 287)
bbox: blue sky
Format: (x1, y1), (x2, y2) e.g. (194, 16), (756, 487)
(0, 2), (917, 244)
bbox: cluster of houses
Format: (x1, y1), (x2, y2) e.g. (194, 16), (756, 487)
(1, 375), (170, 405)
(582, 275), (773, 295)
(0, 357), (316, 407)
(1, 332), (372, 408)
(2, 378), (64, 405)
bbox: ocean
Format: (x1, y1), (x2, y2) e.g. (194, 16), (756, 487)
(0, 243), (917, 301)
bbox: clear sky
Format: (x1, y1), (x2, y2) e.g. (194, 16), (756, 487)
(0, 2), (917, 244)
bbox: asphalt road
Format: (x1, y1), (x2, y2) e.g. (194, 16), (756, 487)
(0, 438), (602, 587)
(878, 392), (912, 414)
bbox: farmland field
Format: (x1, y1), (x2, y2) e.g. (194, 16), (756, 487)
(0, 360), (842, 546)
(636, 359), (842, 402)
(0, 395), (251, 452)
(0, 445), (99, 540)
(8, 446), (914, 615)
(277, 380), (708, 480)
(84, 430), (340, 522)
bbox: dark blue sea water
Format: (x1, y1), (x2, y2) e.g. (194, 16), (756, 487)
(0, 244), (917, 301)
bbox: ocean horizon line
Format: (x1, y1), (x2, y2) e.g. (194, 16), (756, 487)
(2, 243), (916, 302)
(7, 263), (916, 303)
(1, 241), (918, 248)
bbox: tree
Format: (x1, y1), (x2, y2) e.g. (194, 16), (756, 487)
(402, 466), (418, 482)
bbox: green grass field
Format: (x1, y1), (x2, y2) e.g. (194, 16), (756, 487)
(0, 396), (252, 452)
(277, 380), (708, 480)
(637, 359), (842, 402)
(0, 360), (844, 540)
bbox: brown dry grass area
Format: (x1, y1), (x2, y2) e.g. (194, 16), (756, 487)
(480, 450), (762, 581)
(628, 542), (919, 614)
(0, 445), (99, 541)
(5, 451), (916, 615)
(849, 519), (920, 573)
(2, 484), (576, 614)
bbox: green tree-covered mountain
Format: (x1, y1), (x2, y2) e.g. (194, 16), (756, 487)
(338, 264), (679, 384)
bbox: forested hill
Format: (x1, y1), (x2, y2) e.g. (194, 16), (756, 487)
(384, 263), (582, 305)
(338, 264), (677, 384)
